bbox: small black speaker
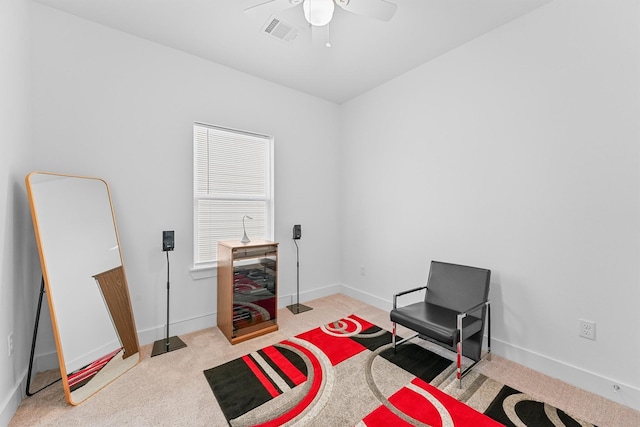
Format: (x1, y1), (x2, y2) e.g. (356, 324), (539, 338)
(162, 230), (175, 251)
(293, 224), (301, 240)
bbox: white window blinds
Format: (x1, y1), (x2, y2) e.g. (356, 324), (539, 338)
(193, 123), (273, 266)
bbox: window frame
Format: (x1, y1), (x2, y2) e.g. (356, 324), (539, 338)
(192, 122), (274, 271)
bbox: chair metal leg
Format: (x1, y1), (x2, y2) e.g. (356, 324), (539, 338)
(392, 322), (397, 353)
(487, 302), (492, 361)
(456, 313), (465, 389)
(457, 342), (462, 388)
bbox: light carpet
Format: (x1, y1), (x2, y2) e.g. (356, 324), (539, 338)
(204, 314), (595, 426)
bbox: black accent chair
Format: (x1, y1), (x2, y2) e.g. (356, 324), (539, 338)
(390, 261), (491, 387)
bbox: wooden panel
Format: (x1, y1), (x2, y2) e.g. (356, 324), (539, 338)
(217, 240), (278, 344)
(229, 324), (278, 345)
(93, 266), (139, 359)
(217, 243), (233, 340)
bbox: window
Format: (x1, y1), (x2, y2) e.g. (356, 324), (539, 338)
(193, 123), (274, 268)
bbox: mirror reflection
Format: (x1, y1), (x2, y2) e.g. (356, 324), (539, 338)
(26, 172), (139, 405)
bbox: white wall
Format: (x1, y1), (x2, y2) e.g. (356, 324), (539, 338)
(29, 2), (341, 367)
(0, 0), (39, 425)
(4, 0), (639, 422)
(340, 0), (640, 409)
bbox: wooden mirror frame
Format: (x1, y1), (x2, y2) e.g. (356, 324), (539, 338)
(26, 172), (139, 405)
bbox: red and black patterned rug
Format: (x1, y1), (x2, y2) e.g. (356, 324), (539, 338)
(204, 315), (595, 426)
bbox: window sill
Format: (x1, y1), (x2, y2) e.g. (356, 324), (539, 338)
(190, 265), (217, 280)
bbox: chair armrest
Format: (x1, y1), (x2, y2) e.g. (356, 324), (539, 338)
(457, 300), (490, 319)
(393, 286), (428, 309)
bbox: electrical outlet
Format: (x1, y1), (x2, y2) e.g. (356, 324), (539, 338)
(360, 265), (366, 276)
(579, 319), (596, 340)
(8, 332), (14, 356)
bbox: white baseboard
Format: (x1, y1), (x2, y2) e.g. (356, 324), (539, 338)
(0, 368), (27, 427)
(136, 312), (217, 347)
(23, 285), (640, 415)
(285, 283), (342, 308)
(339, 284), (392, 312)
(135, 284), (343, 346)
(136, 285), (343, 346)
(338, 283), (640, 412)
(34, 349), (59, 372)
(492, 338), (640, 411)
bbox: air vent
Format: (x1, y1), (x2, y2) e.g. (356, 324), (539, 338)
(261, 17), (302, 44)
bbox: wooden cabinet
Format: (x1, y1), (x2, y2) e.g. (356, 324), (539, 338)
(217, 240), (278, 344)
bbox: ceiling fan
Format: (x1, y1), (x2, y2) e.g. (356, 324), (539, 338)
(245, 0), (398, 47)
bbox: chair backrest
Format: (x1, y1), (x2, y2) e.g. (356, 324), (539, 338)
(425, 261), (491, 313)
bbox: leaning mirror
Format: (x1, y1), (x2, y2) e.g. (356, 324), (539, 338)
(26, 172), (140, 405)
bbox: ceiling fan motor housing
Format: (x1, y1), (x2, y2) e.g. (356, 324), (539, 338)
(302, 0), (335, 27)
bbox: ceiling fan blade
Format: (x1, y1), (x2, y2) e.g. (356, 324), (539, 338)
(244, 0), (299, 16)
(335, 0), (397, 22)
(311, 24), (331, 48)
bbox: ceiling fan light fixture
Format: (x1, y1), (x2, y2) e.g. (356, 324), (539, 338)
(303, 0), (335, 26)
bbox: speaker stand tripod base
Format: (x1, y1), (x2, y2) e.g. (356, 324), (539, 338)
(287, 238), (312, 315)
(151, 335), (187, 357)
(287, 303), (313, 314)
(151, 248), (187, 357)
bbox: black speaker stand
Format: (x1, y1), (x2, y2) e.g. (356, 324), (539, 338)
(287, 239), (312, 315)
(151, 251), (186, 356)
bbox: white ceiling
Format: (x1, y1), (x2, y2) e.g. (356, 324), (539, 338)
(33, 0), (550, 104)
